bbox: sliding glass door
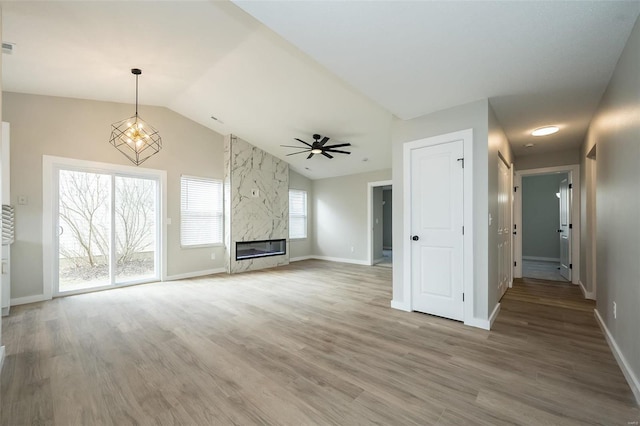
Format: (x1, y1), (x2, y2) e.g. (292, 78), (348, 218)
(57, 168), (159, 294)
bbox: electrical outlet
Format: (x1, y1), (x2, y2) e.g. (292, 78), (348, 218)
(350, 246), (355, 253)
(613, 301), (617, 319)
(211, 253), (216, 260)
(166, 218), (172, 225)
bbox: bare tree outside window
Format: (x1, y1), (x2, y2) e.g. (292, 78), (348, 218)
(58, 170), (157, 291)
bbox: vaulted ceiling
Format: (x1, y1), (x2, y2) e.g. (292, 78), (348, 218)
(2, 1), (639, 179)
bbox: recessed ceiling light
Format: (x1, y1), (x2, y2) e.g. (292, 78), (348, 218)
(531, 126), (559, 136)
(525, 143), (535, 148)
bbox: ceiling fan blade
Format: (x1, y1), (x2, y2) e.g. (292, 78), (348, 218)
(323, 143), (351, 149)
(325, 149), (351, 155)
(322, 152), (334, 159)
(281, 145), (309, 148)
(295, 138), (313, 148)
(307, 152), (314, 159)
(319, 136), (330, 146)
(286, 150), (312, 156)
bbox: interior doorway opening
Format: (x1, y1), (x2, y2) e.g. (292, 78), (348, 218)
(368, 180), (392, 268)
(514, 164), (580, 286)
(521, 172), (569, 282)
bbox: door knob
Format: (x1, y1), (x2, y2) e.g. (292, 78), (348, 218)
(412, 235), (419, 241)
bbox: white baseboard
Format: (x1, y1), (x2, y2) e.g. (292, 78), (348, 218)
(310, 256), (370, 266)
(165, 268), (226, 281)
(578, 280), (595, 300)
(522, 256), (561, 262)
(464, 317), (490, 330)
(11, 294), (48, 307)
(0, 345), (5, 373)
(390, 300), (411, 312)
(594, 309), (640, 405)
(489, 303), (501, 329)
(289, 255), (313, 262)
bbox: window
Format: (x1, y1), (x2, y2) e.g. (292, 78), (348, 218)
(181, 176), (223, 246)
(289, 189), (307, 239)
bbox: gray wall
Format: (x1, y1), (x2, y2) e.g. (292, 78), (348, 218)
(372, 186), (384, 261)
(289, 169), (313, 259)
(383, 189), (392, 249)
(581, 15), (640, 392)
(312, 169), (391, 263)
(392, 99), (491, 320)
(522, 174), (565, 259)
(515, 148), (580, 170)
(3, 92), (226, 300)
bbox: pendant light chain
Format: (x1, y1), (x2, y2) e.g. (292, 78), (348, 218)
(135, 72), (139, 117)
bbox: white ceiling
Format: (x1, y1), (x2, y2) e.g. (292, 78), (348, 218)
(2, 1), (639, 178)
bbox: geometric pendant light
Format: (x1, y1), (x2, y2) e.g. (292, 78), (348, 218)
(109, 68), (162, 166)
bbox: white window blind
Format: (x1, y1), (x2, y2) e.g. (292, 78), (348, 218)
(181, 176), (223, 246)
(289, 189), (307, 239)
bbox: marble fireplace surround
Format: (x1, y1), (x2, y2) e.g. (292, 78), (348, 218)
(224, 135), (289, 273)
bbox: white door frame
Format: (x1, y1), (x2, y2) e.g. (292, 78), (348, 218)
(43, 155), (168, 300)
(402, 129), (475, 325)
(509, 160), (514, 288)
(514, 164), (580, 285)
(367, 180), (392, 266)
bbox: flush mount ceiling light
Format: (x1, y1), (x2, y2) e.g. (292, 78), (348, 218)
(109, 68), (162, 166)
(531, 126), (559, 137)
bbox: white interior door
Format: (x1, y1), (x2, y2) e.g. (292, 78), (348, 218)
(497, 157), (511, 298)
(559, 177), (571, 281)
(410, 139), (464, 321)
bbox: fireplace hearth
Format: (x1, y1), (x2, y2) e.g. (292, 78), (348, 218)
(236, 239), (286, 261)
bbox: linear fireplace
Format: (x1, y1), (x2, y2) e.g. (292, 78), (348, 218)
(236, 239), (286, 261)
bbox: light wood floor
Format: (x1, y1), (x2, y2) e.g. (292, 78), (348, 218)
(2, 260), (638, 425)
(522, 259), (568, 282)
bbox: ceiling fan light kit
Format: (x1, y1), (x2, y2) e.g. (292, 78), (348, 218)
(282, 133), (351, 159)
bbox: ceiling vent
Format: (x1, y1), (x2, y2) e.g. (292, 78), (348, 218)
(2, 42), (15, 55)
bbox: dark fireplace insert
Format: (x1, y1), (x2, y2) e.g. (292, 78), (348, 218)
(236, 239), (286, 260)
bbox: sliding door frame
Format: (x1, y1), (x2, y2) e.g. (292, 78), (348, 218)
(43, 155), (167, 299)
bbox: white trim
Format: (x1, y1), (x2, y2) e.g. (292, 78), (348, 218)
(165, 268), (225, 281)
(390, 300), (411, 311)
(43, 155), (168, 299)
(289, 255), (314, 262)
(0, 346), (5, 373)
(522, 256), (561, 262)
(367, 180), (393, 266)
(488, 303), (501, 328)
(403, 129), (474, 323)
(311, 255), (370, 266)
(514, 164), (580, 284)
(579, 281), (595, 300)
(463, 317), (490, 330)
(594, 309), (640, 404)
(11, 294), (47, 306)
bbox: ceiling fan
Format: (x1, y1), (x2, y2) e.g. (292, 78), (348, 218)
(281, 134), (351, 159)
